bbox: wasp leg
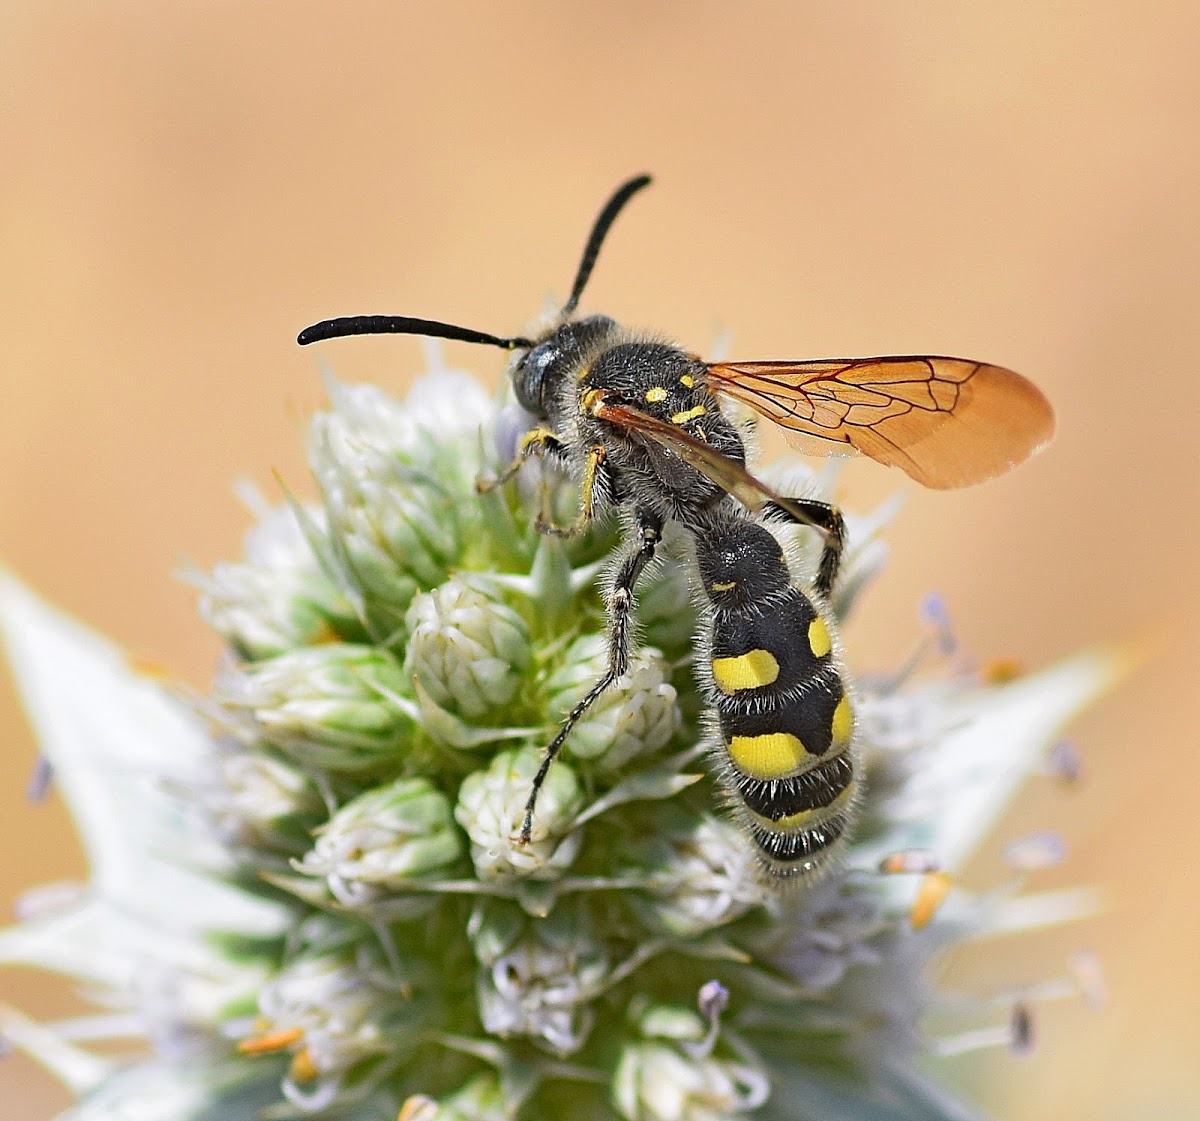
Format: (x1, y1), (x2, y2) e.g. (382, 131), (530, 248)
(534, 444), (609, 538)
(520, 508), (663, 843)
(476, 427), (567, 494)
(762, 497), (846, 598)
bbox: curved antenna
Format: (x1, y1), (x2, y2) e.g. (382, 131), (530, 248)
(562, 174), (652, 317)
(297, 315), (532, 350)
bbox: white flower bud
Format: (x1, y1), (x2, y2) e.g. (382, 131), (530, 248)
(475, 915), (607, 1057)
(404, 578), (531, 719)
(400, 1075), (507, 1121)
(216, 643), (414, 771)
(633, 816), (767, 937)
(293, 778), (462, 907)
(308, 379), (486, 630)
(211, 749), (320, 849)
(455, 747), (583, 880)
(546, 636), (680, 769)
(253, 949), (404, 1104)
(197, 502), (351, 660)
(614, 1006), (769, 1121)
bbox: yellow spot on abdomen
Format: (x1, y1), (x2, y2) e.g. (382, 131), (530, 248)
(645, 386), (668, 403)
(728, 731), (808, 779)
(710, 579), (737, 592)
(671, 404), (708, 424)
(712, 649), (780, 693)
(832, 696), (853, 745)
(808, 616), (832, 658)
(679, 373), (695, 388)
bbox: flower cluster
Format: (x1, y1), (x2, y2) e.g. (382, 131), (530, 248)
(0, 351), (1121, 1121)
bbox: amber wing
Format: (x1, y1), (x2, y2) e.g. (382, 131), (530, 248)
(586, 395), (834, 533)
(705, 356), (1054, 488)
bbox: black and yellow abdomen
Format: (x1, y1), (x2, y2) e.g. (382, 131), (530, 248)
(695, 516), (857, 877)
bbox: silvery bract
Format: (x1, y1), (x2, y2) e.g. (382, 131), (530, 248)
(0, 352), (1123, 1120)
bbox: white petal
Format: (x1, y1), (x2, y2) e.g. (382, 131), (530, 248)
(0, 572), (288, 940)
(52, 1058), (280, 1121)
(859, 648), (1127, 874)
(0, 1005), (118, 1094)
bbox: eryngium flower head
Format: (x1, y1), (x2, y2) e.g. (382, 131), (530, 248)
(0, 354), (1124, 1121)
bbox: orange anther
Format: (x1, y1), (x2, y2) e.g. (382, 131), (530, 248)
(237, 1025), (303, 1055)
(910, 871), (953, 930)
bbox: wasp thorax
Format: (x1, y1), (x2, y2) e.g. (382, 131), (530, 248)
(511, 316), (618, 414)
(696, 520), (790, 609)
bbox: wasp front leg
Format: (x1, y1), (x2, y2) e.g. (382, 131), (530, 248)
(534, 444), (610, 538)
(520, 507), (663, 843)
(476, 426), (567, 493)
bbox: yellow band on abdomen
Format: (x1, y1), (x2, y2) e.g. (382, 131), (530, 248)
(728, 731), (808, 779)
(712, 649), (780, 694)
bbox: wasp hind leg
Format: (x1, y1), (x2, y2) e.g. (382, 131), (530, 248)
(762, 497), (846, 598)
(520, 508), (663, 843)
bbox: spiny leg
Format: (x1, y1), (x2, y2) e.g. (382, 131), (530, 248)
(762, 497), (846, 597)
(520, 508), (663, 843)
(534, 444), (609, 538)
(476, 427), (566, 493)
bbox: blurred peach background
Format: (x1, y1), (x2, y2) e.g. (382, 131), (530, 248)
(2, 3), (1197, 1118)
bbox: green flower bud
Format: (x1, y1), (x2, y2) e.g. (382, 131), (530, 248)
(455, 747), (583, 880)
(403, 578), (532, 720)
(400, 1075), (507, 1121)
(197, 503), (355, 660)
(475, 909), (608, 1057)
(216, 643), (415, 771)
(636, 558), (697, 651)
(630, 816), (767, 938)
(292, 777), (462, 907)
(308, 385), (478, 630)
(254, 948), (410, 1111)
(546, 636), (680, 768)
(613, 1005), (769, 1121)
(212, 748), (322, 851)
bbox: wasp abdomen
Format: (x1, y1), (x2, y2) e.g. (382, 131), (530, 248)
(696, 518), (857, 876)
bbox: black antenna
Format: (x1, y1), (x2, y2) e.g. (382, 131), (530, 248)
(562, 174), (652, 317)
(297, 315), (532, 350)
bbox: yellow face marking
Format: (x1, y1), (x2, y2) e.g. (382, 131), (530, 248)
(712, 649), (780, 693)
(728, 731), (808, 780)
(807, 616), (832, 658)
(679, 373), (695, 388)
(581, 388), (605, 415)
(710, 579), (737, 593)
(832, 696), (853, 745)
(645, 386), (668, 403)
(670, 404), (708, 425)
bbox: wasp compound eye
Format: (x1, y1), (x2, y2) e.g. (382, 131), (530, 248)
(514, 342), (557, 414)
